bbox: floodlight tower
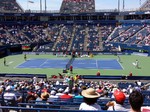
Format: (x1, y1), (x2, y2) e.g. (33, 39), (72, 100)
(123, 0), (125, 10)
(40, 0), (42, 12)
(118, 0), (120, 12)
(45, 0), (47, 12)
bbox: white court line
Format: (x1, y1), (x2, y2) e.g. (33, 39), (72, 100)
(116, 59), (124, 70)
(8, 61), (14, 65)
(39, 59), (49, 67)
(14, 60), (26, 69)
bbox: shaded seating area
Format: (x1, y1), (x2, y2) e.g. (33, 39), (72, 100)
(0, 73), (47, 79)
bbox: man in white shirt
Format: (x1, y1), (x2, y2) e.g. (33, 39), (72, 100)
(4, 86), (22, 106)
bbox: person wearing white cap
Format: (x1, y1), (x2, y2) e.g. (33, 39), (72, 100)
(79, 88), (101, 110)
(49, 90), (59, 98)
(56, 88), (64, 97)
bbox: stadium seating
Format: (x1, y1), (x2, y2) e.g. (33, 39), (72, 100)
(1, 23), (150, 51)
(55, 25), (73, 51)
(86, 25), (100, 51)
(125, 25), (150, 45)
(140, 0), (150, 10)
(71, 25), (86, 51)
(0, 0), (23, 12)
(60, 0), (95, 13)
(110, 25), (143, 43)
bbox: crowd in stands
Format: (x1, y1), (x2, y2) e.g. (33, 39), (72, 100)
(54, 25), (73, 51)
(60, 0), (95, 13)
(140, 0), (150, 10)
(86, 25), (100, 51)
(1, 23), (150, 51)
(0, 75), (149, 111)
(0, 0), (23, 12)
(106, 24), (150, 46)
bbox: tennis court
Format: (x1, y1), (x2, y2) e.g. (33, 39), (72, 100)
(17, 58), (123, 70)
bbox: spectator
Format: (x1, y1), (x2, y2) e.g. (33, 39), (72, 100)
(33, 76), (37, 84)
(26, 94), (37, 103)
(60, 90), (72, 99)
(49, 90), (59, 98)
(107, 90), (127, 111)
(36, 92), (49, 104)
(79, 88), (101, 110)
(56, 88), (64, 97)
(74, 91), (83, 99)
(0, 88), (5, 106)
(4, 86), (22, 106)
(129, 90), (144, 112)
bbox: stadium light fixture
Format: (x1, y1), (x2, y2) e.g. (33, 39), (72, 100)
(118, 0), (120, 12)
(123, 0), (125, 10)
(45, 0), (47, 12)
(40, 0), (42, 12)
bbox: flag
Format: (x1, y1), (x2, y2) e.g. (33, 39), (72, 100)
(22, 44), (31, 50)
(28, 0), (34, 3)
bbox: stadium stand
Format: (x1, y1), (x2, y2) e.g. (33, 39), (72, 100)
(36, 24), (114, 52)
(1, 23), (150, 52)
(0, 77), (149, 111)
(0, 0), (23, 12)
(140, 0), (150, 10)
(105, 24), (150, 46)
(111, 25), (143, 43)
(60, 0), (95, 13)
(1, 1), (150, 112)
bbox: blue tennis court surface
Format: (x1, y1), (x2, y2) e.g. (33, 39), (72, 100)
(73, 59), (123, 70)
(17, 59), (69, 69)
(17, 58), (123, 70)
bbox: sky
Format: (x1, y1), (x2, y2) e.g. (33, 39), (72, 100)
(17, 0), (147, 11)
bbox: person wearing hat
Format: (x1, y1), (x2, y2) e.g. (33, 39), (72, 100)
(36, 92), (49, 104)
(49, 90), (59, 98)
(107, 90), (128, 111)
(79, 88), (101, 110)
